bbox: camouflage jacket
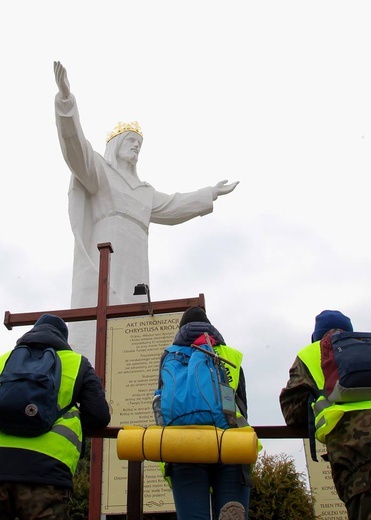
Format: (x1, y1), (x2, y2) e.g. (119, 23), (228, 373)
(279, 354), (371, 503)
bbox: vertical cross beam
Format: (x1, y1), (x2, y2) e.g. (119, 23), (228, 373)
(89, 243), (113, 520)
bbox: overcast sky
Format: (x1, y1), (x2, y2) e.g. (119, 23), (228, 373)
(1, 0), (371, 482)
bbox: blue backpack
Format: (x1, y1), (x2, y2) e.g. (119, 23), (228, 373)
(158, 337), (236, 429)
(0, 345), (68, 437)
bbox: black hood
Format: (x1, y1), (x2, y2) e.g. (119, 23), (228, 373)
(16, 324), (72, 352)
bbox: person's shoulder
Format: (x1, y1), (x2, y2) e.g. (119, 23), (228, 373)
(80, 354), (93, 367)
(0, 348), (13, 356)
(298, 341), (320, 356)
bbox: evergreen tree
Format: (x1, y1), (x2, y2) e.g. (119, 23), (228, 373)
(249, 452), (316, 520)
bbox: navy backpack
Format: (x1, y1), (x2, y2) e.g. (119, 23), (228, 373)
(320, 331), (371, 402)
(0, 345), (69, 437)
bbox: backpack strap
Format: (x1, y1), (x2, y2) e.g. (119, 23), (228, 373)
(307, 392), (318, 462)
(192, 333), (237, 369)
(57, 402), (74, 419)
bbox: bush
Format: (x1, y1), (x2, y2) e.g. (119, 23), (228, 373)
(249, 452), (316, 520)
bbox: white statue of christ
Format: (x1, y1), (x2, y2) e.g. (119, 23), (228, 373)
(54, 61), (239, 363)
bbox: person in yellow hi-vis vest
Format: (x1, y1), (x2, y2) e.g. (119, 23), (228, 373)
(280, 310), (371, 520)
(154, 306), (252, 520)
(0, 314), (111, 520)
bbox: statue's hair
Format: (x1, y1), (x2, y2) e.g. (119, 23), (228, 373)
(104, 132), (127, 168)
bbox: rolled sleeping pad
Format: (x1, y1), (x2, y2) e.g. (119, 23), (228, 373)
(117, 425), (258, 464)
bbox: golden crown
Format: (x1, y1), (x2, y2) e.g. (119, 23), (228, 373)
(106, 121), (143, 143)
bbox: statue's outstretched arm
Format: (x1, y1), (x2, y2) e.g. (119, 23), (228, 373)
(53, 61), (100, 195)
(54, 61), (71, 99)
(212, 180), (240, 200)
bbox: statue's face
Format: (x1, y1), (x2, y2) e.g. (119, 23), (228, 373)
(117, 132), (143, 165)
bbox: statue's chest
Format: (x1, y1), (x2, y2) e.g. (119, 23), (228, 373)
(98, 174), (153, 223)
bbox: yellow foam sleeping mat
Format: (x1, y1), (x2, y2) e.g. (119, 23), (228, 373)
(117, 425), (258, 464)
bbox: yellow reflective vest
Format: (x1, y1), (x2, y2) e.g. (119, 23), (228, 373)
(213, 345), (243, 391)
(213, 344), (245, 421)
(298, 341), (371, 443)
(0, 349), (83, 475)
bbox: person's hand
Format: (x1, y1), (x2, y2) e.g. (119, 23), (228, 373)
(212, 180), (240, 200)
(54, 61), (71, 99)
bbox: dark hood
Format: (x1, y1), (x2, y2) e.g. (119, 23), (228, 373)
(16, 324), (72, 351)
(173, 321), (225, 346)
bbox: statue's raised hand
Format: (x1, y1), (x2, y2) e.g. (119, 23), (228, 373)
(212, 180), (239, 200)
(54, 61), (71, 99)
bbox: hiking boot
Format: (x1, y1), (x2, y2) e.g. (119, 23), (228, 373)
(218, 501), (245, 520)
